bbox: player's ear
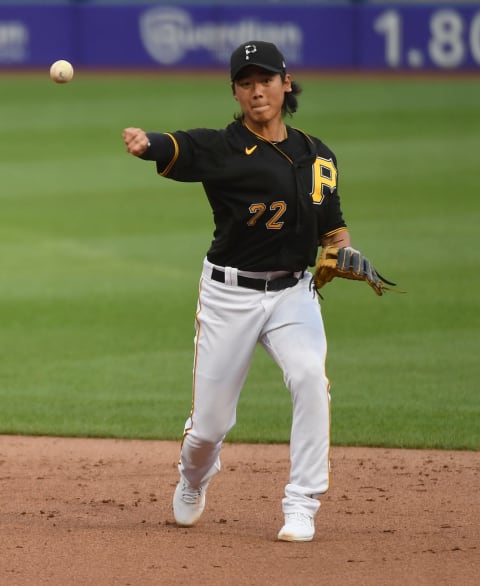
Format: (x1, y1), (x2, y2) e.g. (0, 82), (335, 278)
(283, 73), (292, 93)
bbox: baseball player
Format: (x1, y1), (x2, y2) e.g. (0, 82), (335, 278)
(123, 40), (351, 542)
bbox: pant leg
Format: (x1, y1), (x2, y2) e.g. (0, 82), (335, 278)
(260, 275), (330, 516)
(179, 275), (266, 487)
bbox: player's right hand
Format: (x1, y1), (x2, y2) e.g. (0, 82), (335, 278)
(123, 127), (150, 156)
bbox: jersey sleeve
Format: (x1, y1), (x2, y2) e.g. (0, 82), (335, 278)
(140, 132), (175, 166)
(318, 191), (348, 239)
(142, 129), (225, 182)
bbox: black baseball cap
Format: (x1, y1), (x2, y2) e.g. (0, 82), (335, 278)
(230, 41), (287, 81)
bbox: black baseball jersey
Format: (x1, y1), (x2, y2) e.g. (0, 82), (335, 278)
(143, 119), (347, 272)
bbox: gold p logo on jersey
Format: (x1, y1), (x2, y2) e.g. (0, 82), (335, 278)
(245, 145), (258, 155)
(311, 157), (337, 204)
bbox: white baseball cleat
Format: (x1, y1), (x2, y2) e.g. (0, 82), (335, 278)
(173, 477), (209, 527)
(277, 512), (315, 542)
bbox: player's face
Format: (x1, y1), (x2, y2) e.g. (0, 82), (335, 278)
(233, 67), (292, 128)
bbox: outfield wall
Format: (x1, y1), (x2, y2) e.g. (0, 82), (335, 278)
(0, 2), (479, 71)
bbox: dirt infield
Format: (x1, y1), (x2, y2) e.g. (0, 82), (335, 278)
(0, 436), (478, 586)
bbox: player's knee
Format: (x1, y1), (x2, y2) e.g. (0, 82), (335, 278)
(286, 362), (328, 394)
(190, 416), (235, 445)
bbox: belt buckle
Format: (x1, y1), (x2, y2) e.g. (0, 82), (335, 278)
(266, 275), (299, 292)
(265, 277), (282, 292)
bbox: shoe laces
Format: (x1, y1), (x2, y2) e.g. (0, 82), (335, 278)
(180, 481), (203, 504)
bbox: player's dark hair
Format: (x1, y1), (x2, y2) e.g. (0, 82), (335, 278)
(284, 80), (301, 116)
(232, 74), (302, 120)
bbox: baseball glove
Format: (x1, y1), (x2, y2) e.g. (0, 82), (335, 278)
(312, 246), (398, 296)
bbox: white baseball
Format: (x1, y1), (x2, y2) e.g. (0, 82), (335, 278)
(50, 60), (74, 84)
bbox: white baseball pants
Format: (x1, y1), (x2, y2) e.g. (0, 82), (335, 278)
(178, 258), (331, 517)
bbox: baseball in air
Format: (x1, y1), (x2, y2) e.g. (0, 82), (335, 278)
(49, 60), (74, 83)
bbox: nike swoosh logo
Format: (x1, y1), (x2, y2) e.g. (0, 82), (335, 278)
(245, 145), (258, 155)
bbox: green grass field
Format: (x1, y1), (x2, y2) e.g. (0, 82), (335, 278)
(0, 72), (478, 449)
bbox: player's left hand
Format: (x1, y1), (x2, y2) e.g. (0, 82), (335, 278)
(313, 246), (400, 296)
